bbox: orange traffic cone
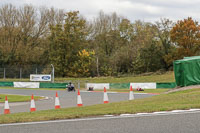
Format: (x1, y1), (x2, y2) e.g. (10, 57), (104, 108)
(4, 96), (10, 114)
(129, 86), (134, 100)
(103, 87), (109, 103)
(55, 92), (61, 109)
(30, 94), (36, 112)
(77, 89), (83, 107)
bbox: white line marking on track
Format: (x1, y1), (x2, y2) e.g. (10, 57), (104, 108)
(120, 114), (134, 116)
(189, 109), (200, 111)
(104, 115), (114, 117)
(153, 111), (169, 114)
(1, 109), (200, 127)
(171, 110), (187, 113)
(81, 91), (150, 95)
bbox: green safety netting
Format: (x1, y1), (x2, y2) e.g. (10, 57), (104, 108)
(110, 83), (130, 89)
(0, 81), (177, 89)
(0, 82), (13, 87)
(40, 83), (68, 88)
(156, 82), (176, 88)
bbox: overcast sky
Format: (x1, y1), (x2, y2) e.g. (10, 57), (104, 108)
(1, 0), (200, 22)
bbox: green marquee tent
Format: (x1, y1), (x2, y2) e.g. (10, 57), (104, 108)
(174, 56), (200, 87)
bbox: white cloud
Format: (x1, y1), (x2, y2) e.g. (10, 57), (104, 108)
(0, 0), (200, 22)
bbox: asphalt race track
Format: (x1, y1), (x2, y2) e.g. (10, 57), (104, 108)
(0, 89), (155, 114)
(1, 110), (200, 133)
(1, 89), (200, 133)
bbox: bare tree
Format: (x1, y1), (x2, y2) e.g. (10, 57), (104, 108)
(0, 4), (65, 66)
(0, 4), (19, 64)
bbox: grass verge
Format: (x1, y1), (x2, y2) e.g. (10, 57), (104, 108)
(0, 71), (175, 83)
(0, 87), (65, 91)
(0, 87), (169, 94)
(55, 71), (175, 83)
(0, 88), (200, 124)
(96, 89), (169, 94)
(0, 94), (43, 103)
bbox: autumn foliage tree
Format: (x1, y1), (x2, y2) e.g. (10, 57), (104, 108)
(170, 17), (200, 58)
(163, 17), (200, 67)
(3, 4), (200, 77)
(73, 49), (95, 77)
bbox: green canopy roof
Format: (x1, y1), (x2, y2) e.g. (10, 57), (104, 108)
(174, 56), (200, 87)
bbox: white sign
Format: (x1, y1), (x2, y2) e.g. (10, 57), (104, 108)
(86, 83), (110, 90)
(14, 82), (40, 88)
(130, 83), (156, 89)
(30, 74), (51, 82)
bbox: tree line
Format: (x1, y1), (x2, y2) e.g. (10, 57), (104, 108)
(0, 4), (200, 77)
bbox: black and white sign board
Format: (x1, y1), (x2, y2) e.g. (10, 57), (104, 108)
(30, 74), (51, 82)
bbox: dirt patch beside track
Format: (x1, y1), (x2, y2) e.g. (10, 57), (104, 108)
(165, 85), (200, 94)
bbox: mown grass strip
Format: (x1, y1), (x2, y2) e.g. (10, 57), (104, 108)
(0, 94), (43, 103)
(55, 71), (175, 83)
(0, 71), (175, 83)
(0, 87), (65, 91)
(0, 88), (200, 124)
(96, 89), (170, 94)
(0, 87), (169, 94)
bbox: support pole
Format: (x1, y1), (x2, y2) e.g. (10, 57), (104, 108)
(3, 68), (5, 79)
(51, 64), (54, 83)
(20, 68), (22, 79)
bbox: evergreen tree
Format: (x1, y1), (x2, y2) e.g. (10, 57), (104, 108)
(49, 11), (88, 77)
